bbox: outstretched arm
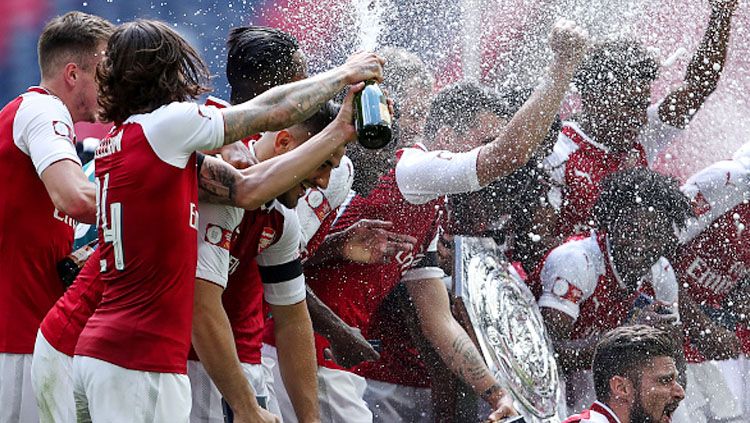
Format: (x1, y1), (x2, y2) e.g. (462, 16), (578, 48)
(658, 0), (737, 128)
(405, 278), (517, 421)
(221, 52), (384, 144)
(475, 19), (589, 186)
(198, 87), (362, 210)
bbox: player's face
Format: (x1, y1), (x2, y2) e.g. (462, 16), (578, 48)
(585, 81), (651, 151)
(74, 41), (107, 123)
(629, 357), (684, 423)
(396, 80), (433, 142)
(610, 209), (678, 288)
(464, 111), (508, 150)
(276, 138), (345, 209)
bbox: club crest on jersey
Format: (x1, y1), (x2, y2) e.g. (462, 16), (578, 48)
(52, 120), (74, 143)
(691, 192), (711, 216)
(258, 227), (276, 253)
(305, 189), (332, 221)
(205, 224), (232, 250)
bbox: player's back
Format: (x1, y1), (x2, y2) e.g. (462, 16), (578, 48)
(76, 101), (224, 374)
(0, 88), (77, 353)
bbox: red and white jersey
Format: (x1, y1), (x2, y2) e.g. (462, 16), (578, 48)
(0, 86), (81, 354)
(222, 200), (306, 365)
(75, 101), (225, 374)
(673, 149), (750, 358)
(543, 104), (680, 234)
(263, 154), (356, 368)
(563, 401), (622, 423)
(305, 145), (447, 343)
(40, 250), (104, 357)
(527, 231), (677, 340)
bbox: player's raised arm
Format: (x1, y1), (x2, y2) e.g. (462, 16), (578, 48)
(475, 18), (588, 186)
(221, 52), (384, 144)
(658, 0), (738, 128)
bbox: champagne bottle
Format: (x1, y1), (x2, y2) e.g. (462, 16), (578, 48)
(57, 239), (97, 290)
(354, 80), (392, 149)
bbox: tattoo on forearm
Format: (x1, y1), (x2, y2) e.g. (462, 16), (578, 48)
(198, 159), (236, 202)
(449, 333), (492, 389)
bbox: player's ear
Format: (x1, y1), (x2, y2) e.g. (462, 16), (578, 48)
(274, 130), (294, 154)
(610, 375), (635, 403)
(63, 62), (79, 87)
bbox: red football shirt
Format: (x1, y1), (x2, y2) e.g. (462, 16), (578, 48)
(0, 87), (80, 354)
(75, 101), (225, 374)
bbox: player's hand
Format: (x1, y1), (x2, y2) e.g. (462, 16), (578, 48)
(220, 141), (257, 170)
(342, 52), (385, 85)
(340, 219), (417, 264)
(333, 84), (363, 144)
(485, 390), (518, 422)
(710, 0), (739, 15)
(238, 406), (280, 423)
(698, 323), (742, 360)
(324, 325), (381, 368)
(548, 18), (589, 67)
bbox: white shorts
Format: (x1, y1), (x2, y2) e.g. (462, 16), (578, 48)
(672, 360), (745, 423)
(73, 355), (191, 423)
(262, 344), (372, 423)
(31, 330), (75, 423)
(187, 359), (280, 423)
(363, 378), (433, 423)
(0, 351), (37, 423)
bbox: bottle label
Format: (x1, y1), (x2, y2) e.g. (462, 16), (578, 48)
(379, 102), (391, 125)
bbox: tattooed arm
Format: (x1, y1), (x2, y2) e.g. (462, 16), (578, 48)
(405, 278), (517, 420)
(221, 52), (384, 144)
(198, 87), (360, 210)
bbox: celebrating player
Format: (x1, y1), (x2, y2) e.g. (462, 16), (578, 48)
(71, 19), (383, 422)
(0, 11), (113, 422)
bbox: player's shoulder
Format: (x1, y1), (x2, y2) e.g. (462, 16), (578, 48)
(16, 89), (71, 122)
(542, 235), (603, 281)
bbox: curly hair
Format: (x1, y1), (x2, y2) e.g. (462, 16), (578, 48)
(97, 20), (211, 123)
(573, 40), (659, 98)
(593, 325), (678, 401)
(38, 11), (114, 78)
(593, 168), (694, 231)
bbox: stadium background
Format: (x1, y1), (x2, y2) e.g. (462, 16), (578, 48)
(0, 0), (749, 180)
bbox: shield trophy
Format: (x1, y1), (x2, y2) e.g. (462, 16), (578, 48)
(453, 236), (561, 423)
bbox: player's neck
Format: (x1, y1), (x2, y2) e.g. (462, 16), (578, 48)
(604, 399), (630, 423)
(577, 113), (629, 153)
(39, 79), (73, 115)
(251, 137), (274, 162)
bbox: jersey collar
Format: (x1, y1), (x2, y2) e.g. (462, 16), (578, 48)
(563, 121), (611, 153)
(590, 401), (622, 423)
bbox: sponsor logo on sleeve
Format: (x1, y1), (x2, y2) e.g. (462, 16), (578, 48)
(205, 224), (233, 250)
(691, 192), (711, 216)
(553, 278), (583, 304)
(258, 227), (276, 253)
(52, 120), (74, 144)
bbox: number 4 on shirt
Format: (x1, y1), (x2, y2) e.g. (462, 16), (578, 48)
(96, 173), (125, 270)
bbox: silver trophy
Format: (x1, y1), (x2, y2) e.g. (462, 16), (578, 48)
(453, 236), (561, 423)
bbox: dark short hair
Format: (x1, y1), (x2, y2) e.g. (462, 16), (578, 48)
(37, 11), (114, 78)
(226, 26), (302, 104)
(97, 20), (212, 123)
(424, 81), (508, 140)
(294, 101), (339, 139)
(378, 47), (433, 102)
(573, 40), (659, 98)
(593, 168), (693, 231)
(593, 325), (678, 401)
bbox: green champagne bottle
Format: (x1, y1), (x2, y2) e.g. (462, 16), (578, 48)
(354, 80), (392, 149)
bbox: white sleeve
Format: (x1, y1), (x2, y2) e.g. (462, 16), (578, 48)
(395, 147), (482, 205)
(649, 257), (678, 305)
(537, 245), (599, 321)
(14, 95), (80, 175)
(401, 232), (445, 282)
(195, 202), (243, 288)
(639, 101), (683, 167)
(138, 101), (225, 168)
(257, 207), (306, 305)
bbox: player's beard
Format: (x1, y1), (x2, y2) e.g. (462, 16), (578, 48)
(629, 389), (654, 423)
